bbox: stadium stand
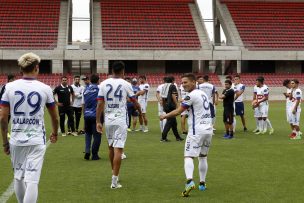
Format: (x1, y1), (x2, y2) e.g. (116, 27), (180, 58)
(100, 0), (201, 50)
(0, 0), (60, 49)
(221, 0), (304, 50)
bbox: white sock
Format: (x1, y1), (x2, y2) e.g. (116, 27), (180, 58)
(198, 157), (208, 183)
(263, 120), (268, 131)
(112, 175), (118, 184)
(184, 158), (194, 180)
(233, 117), (236, 132)
(23, 182), (38, 203)
(255, 118), (259, 129)
(266, 119), (273, 129)
(258, 120), (263, 131)
(212, 117), (216, 127)
(14, 179), (26, 203)
(140, 125), (143, 130)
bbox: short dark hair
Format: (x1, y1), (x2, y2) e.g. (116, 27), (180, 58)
(139, 75), (146, 80)
(112, 61), (125, 74)
(90, 74), (99, 84)
(7, 74), (15, 82)
(292, 79), (299, 84)
(283, 79), (290, 87)
(203, 75), (209, 81)
(165, 76), (173, 83)
(197, 75), (203, 80)
(234, 74), (240, 79)
(61, 76), (67, 80)
(226, 75), (233, 80)
(74, 75), (80, 79)
(256, 76), (264, 83)
(182, 73), (196, 81)
(163, 77), (167, 82)
(225, 79), (232, 85)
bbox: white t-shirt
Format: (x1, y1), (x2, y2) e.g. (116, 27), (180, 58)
(97, 78), (135, 126)
(138, 83), (150, 102)
(197, 82), (215, 103)
(71, 84), (84, 108)
(181, 89), (213, 140)
(286, 88), (293, 110)
(0, 78), (55, 146)
(254, 84), (269, 106)
(291, 88), (302, 111)
(180, 85), (188, 99)
(234, 83), (246, 102)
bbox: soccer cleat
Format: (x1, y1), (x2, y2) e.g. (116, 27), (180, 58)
(182, 180), (195, 197)
(255, 130), (262, 135)
(121, 153), (127, 160)
(127, 128), (132, 132)
(269, 128), (274, 135)
(7, 133), (10, 139)
(160, 139), (170, 142)
(223, 134), (230, 138)
(289, 133), (296, 139)
(199, 183), (207, 191)
(135, 128), (143, 132)
(72, 132), (78, 137)
(176, 137), (184, 141)
(244, 127), (248, 132)
(143, 127), (149, 133)
(110, 182), (122, 189)
(253, 128), (259, 133)
(291, 135), (302, 140)
(92, 155), (100, 160)
(62, 133), (67, 137)
(84, 153), (90, 160)
(261, 129), (267, 134)
(182, 131), (188, 135)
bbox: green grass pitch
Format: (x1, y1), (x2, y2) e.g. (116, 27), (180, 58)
(1, 101), (304, 202)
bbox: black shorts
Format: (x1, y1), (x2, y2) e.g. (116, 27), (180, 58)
(128, 106), (139, 117)
(235, 102), (244, 116)
(223, 109), (234, 124)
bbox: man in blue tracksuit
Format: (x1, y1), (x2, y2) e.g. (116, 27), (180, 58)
(82, 74), (102, 160)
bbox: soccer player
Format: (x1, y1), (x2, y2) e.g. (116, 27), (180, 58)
(289, 79), (302, 140)
(96, 61), (141, 189)
(53, 76), (76, 136)
(197, 75), (216, 131)
(220, 80), (235, 139)
(71, 75), (85, 134)
(126, 78), (140, 132)
(283, 79), (293, 133)
(136, 75), (150, 132)
(252, 77), (274, 135)
(156, 77), (166, 133)
(83, 74), (102, 160)
(233, 75), (247, 131)
(0, 53), (59, 203)
(179, 82), (188, 135)
(160, 73), (213, 197)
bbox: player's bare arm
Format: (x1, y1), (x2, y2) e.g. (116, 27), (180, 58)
(0, 105), (9, 155)
(96, 100), (105, 133)
(47, 105), (59, 143)
(160, 106), (185, 120)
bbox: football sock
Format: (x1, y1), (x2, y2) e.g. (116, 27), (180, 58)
(14, 179), (26, 203)
(233, 117), (236, 132)
(255, 118), (259, 129)
(112, 175), (118, 184)
(198, 157), (208, 183)
(226, 130), (229, 135)
(229, 131), (234, 137)
(266, 119), (273, 129)
(184, 158), (194, 180)
(258, 120), (263, 131)
(24, 182), (38, 203)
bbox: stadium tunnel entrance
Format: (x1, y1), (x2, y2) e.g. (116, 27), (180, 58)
(63, 60), (97, 75)
(0, 60), (51, 74)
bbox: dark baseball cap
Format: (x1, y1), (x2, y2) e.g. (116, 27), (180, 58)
(81, 76), (89, 80)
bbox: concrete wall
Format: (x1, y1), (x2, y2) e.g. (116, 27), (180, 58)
(0, 60), (19, 74)
(275, 61), (301, 73)
(137, 61), (165, 74)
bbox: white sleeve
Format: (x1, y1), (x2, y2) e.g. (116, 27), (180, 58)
(126, 82), (135, 98)
(46, 86), (56, 108)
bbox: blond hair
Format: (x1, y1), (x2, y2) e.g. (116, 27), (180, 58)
(18, 53), (41, 73)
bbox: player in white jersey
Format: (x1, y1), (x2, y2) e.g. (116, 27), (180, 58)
(71, 75), (85, 134)
(283, 79), (294, 133)
(288, 79), (302, 140)
(160, 73), (213, 197)
(179, 84), (189, 134)
(156, 78), (166, 133)
(136, 75), (150, 132)
(197, 75), (216, 130)
(96, 61), (141, 189)
(252, 77), (274, 135)
(0, 53), (59, 203)
(233, 75), (247, 131)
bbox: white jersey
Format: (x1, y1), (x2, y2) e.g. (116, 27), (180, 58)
(181, 89), (213, 140)
(286, 88), (293, 110)
(197, 82), (215, 103)
(71, 84), (84, 108)
(291, 88), (302, 111)
(156, 84), (164, 102)
(98, 78), (135, 126)
(0, 78), (55, 146)
(138, 83), (150, 102)
(180, 85), (188, 99)
(254, 84), (269, 106)
(234, 83), (245, 102)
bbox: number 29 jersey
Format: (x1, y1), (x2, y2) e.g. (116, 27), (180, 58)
(181, 89), (213, 140)
(97, 78), (135, 126)
(0, 78), (55, 146)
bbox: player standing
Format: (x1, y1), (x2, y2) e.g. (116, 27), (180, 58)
(233, 75), (247, 131)
(289, 79), (302, 140)
(0, 53), (59, 203)
(160, 73), (213, 197)
(136, 75), (150, 132)
(156, 77), (166, 133)
(96, 61), (141, 189)
(283, 79), (293, 134)
(179, 83), (188, 135)
(71, 75), (84, 134)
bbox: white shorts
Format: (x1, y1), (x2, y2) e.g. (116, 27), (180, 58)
(139, 100), (148, 114)
(105, 125), (128, 148)
(184, 134), (212, 157)
(158, 103), (165, 116)
(255, 104), (268, 118)
(288, 110), (301, 126)
(10, 144), (46, 184)
(181, 110), (189, 116)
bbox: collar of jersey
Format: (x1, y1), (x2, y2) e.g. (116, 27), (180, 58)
(22, 77), (36, 80)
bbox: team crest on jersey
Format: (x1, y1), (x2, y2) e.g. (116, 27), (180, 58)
(184, 96), (190, 101)
(297, 92), (300, 95)
(264, 89), (267, 92)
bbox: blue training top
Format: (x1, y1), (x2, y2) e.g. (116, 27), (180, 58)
(83, 84), (99, 119)
(127, 85), (140, 108)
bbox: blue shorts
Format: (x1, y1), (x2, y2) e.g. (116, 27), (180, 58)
(210, 103), (215, 118)
(235, 102), (244, 116)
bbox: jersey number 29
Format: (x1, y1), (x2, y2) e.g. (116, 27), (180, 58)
(14, 91), (41, 116)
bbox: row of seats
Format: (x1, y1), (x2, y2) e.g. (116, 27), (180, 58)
(221, 0), (304, 50)
(100, 0), (201, 50)
(0, 0), (60, 50)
